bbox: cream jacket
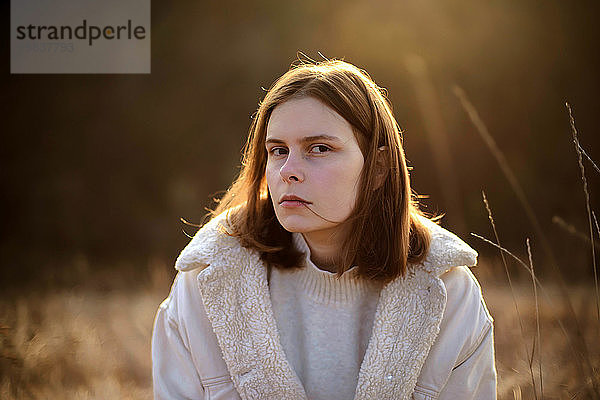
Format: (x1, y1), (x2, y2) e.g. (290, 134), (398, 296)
(152, 212), (497, 400)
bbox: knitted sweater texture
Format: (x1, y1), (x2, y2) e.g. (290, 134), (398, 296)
(269, 232), (383, 400)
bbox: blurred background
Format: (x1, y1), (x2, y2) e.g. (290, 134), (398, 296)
(1, 0), (600, 398)
(2, 0), (600, 285)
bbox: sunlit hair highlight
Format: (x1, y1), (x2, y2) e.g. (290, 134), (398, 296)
(211, 58), (437, 283)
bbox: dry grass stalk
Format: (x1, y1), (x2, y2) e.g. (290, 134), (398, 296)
(472, 233), (600, 396)
(454, 87), (596, 394)
(453, 87), (580, 317)
(512, 385), (522, 400)
(552, 215), (600, 250)
(526, 238), (543, 398)
(452, 86), (542, 240)
(594, 211), (600, 248)
(565, 102), (599, 322)
(578, 142), (600, 175)
(482, 191), (536, 396)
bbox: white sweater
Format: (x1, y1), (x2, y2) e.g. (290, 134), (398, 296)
(269, 233), (383, 400)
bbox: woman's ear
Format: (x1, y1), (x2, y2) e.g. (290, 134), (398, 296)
(373, 146), (389, 190)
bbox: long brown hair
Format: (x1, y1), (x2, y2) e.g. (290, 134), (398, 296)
(211, 58), (435, 283)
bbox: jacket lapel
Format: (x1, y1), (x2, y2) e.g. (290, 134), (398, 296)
(354, 269), (446, 399)
(176, 213), (308, 399)
(175, 212), (478, 400)
(355, 216), (478, 400)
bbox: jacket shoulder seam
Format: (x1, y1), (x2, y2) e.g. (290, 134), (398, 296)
(452, 319), (492, 370)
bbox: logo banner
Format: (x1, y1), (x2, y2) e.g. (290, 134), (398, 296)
(11, 0), (151, 74)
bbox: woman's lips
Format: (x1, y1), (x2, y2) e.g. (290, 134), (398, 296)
(279, 195), (311, 208)
(280, 200), (309, 208)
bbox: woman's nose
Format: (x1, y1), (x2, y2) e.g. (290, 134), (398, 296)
(279, 152), (305, 183)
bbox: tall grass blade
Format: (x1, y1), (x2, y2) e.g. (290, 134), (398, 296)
(593, 212), (600, 249)
(577, 143), (600, 175)
(552, 215), (600, 250)
(565, 102), (599, 322)
(453, 86), (595, 394)
(482, 191), (536, 396)
(527, 238), (543, 398)
(472, 233), (600, 396)
(452, 86), (541, 240)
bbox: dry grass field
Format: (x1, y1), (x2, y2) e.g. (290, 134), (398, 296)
(476, 268), (600, 399)
(1, 259), (598, 399)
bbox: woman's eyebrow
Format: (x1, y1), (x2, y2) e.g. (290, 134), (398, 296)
(265, 134), (342, 145)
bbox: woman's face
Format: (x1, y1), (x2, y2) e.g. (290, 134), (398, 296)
(265, 96), (365, 240)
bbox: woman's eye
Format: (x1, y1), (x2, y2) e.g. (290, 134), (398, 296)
(269, 147), (288, 156)
(310, 145), (331, 154)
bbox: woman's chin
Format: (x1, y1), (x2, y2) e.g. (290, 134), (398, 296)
(277, 215), (321, 234)
(278, 222), (313, 234)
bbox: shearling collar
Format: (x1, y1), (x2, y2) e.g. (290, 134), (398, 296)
(174, 210), (478, 400)
(175, 210), (477, 276)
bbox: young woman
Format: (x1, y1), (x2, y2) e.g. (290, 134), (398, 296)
(152, 59), (497, 399)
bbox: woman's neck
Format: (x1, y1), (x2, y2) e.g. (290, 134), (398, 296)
(301, 231), (344, 273)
